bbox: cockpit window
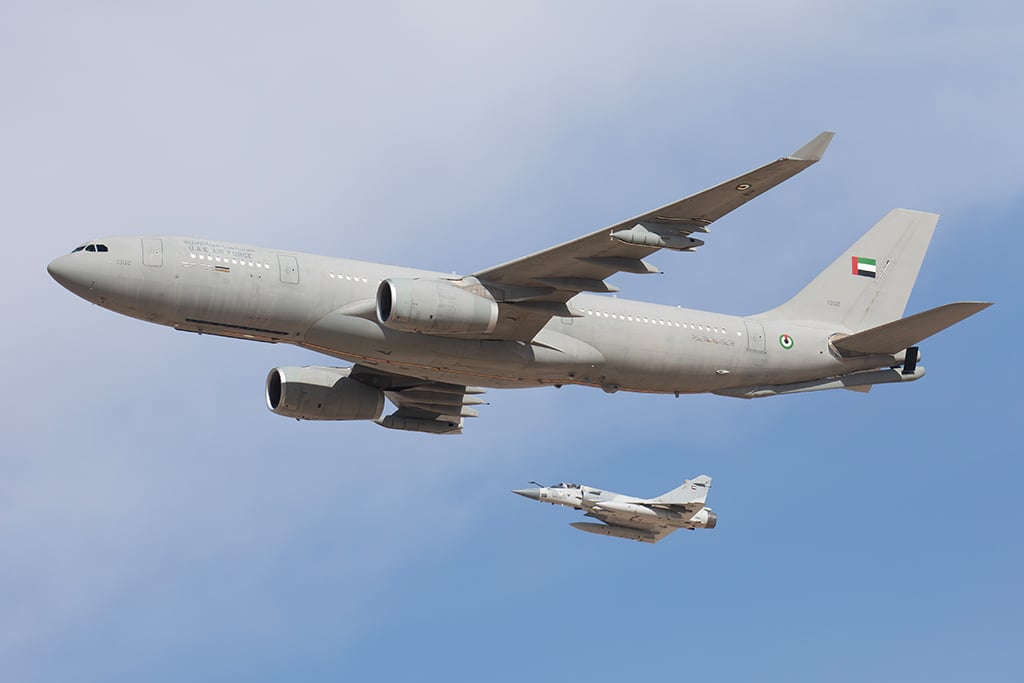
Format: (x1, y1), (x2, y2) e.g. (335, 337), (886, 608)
(552, 483), (581, 489)
(74, 243), (109, 253)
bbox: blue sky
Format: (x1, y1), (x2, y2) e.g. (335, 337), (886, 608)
(2, 2), (1022, 681)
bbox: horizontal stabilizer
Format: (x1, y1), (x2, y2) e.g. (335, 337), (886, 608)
(832, 301), (992, 355)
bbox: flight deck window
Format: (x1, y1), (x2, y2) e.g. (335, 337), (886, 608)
(96, 244), (109, 252)
(72, 245), (85, 253)
(85, 244), (96, 252)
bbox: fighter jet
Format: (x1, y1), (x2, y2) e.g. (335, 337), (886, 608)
(48, 132), (992, 434)
(513, 475), (716, 543)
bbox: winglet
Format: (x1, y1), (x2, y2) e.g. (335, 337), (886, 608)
(789, 131), (835, 161)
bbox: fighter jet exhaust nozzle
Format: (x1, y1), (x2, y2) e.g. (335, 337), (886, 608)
(705, 510), (718, 529)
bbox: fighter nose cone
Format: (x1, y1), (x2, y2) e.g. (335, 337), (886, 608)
(512, 488), (541, 501)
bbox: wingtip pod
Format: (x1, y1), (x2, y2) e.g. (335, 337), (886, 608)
(789, 130), (835, 161)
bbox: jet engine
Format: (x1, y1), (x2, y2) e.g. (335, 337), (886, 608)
(376, 278), (498, 335)
(266, 366), (384, 420)
(693, 509), (718, 529)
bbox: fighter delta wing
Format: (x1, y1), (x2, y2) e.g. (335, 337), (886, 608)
(513, 475), (716, 544)
(474, 132), (834, 340)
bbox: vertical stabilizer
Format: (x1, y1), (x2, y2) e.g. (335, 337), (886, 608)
(654, 475), (712, 505)
(759, 209), (939, 332)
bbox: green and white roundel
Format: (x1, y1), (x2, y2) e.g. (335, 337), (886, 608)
(779, 333), (794, 349)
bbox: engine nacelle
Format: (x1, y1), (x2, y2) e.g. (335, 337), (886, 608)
(376, 278), (498, 335)
(266, 366), (384, 421)
(691, 508), (718, 529)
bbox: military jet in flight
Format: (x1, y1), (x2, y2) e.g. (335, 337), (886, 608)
(47, 132), (991, 434)
(513, 475), (716, 543)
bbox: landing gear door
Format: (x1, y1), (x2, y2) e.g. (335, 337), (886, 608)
(744, 320), (766, 353)
(142, 238), (163, 267)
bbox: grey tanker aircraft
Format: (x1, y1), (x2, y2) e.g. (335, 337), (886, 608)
(513, 475), (716, 543)
(47, 132), (991, 434)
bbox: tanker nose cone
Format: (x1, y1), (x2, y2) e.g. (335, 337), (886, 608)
(47, 254), (95, 299)
(47, 255), (71, 287)
(47, 254), (78, 290)
(512, 488), (541, 501)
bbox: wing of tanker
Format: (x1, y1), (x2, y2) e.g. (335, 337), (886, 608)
(348, 365), (487, 435)
(473, 131), (835, 340)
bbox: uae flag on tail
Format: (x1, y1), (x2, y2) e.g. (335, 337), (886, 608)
(852, 256), (876, 278)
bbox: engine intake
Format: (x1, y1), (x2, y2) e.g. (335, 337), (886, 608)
(266, 366), (384, 421)
(376, 278), (498, 335)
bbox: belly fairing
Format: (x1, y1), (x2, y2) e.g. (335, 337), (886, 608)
(302, 310), (606, 387)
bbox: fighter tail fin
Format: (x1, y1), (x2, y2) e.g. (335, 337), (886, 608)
(654, 475), (712, 505)
(759, 209), (939, 332)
